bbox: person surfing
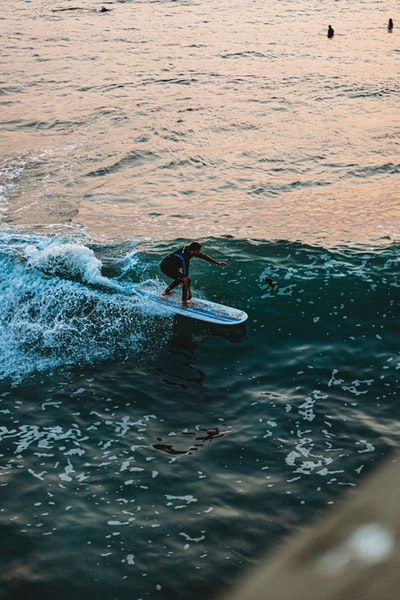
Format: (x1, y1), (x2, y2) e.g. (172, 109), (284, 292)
(160, 242), (227, 307)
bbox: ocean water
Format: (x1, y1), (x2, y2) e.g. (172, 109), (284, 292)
(1, 0), (400, 599)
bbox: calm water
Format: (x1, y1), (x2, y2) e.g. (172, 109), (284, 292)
(1, 0), (400, 599)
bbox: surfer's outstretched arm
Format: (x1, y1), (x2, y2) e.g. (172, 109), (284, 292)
(201, 253), (228, 267)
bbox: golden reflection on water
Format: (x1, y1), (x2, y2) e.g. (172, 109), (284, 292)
(2, 0), (400, 246)
(75, 180), (400, 246)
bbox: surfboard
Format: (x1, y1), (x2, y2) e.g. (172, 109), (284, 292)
(134, 287), (248, 326)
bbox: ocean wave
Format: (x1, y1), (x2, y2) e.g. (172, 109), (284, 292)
(85, 149), (159, 178)
(2, 231), (399, 385)
(0, 231), (173, 383)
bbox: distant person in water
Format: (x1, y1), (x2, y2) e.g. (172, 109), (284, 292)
(160, 242), (227, 307)
(327, 24), (334, 38)
(264, 277), (276, 289)
(388, 18), (393, 31)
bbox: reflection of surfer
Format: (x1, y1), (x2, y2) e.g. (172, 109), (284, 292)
(160, 242), (227, 308)
(153, 443), (191, 456)
(153, 427), (231, 456)
(195, 427), (225, 441)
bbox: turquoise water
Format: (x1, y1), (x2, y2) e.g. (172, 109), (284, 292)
(1, 0), (400, 598)
(1, 233), (400, 599)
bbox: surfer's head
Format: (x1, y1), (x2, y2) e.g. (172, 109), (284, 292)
(189, 242), (202, 254)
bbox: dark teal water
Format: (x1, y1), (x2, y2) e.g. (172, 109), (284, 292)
(1, 0), (400, 597)
(1, 231), (400, 599)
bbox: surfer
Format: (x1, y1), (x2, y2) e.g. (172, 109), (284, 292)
(160, 242), (227, 307)
(327, 24), (334, 38)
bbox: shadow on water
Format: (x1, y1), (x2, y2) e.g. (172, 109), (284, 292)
(150, 315), (247, 391)
(171, 314), (248, 344)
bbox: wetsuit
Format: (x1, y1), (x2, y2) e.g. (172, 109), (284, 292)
(160, 246), (207, 302)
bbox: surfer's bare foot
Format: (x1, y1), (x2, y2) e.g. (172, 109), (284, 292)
(182, 301), (194, 308)
(162, 289), (171, 296)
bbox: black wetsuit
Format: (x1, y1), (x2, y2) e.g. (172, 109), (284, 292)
(160, 246), (207, 302)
